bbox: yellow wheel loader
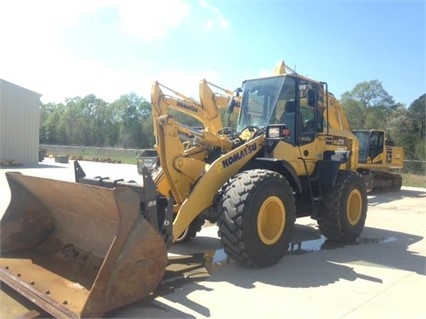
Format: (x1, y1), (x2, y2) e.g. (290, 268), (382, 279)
(1, 62), (369, 317)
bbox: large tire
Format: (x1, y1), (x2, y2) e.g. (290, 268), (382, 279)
(317, 170), (367, 241)
(174, 216), (205, 243)
(218, 169), (296, 268)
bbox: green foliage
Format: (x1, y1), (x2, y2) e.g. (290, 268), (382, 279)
(340, 80), (394, 129)
(40, 83), (425, 171)
(340, 82), (425, 164)
(39, 93), (155, 149)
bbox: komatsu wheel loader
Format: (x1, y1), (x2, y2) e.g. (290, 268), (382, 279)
(150, 66), (368, 267)
(1, 62), (369, 317)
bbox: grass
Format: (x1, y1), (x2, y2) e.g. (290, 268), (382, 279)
(42, 145), (141, 165)
(402, 173), (426, 188)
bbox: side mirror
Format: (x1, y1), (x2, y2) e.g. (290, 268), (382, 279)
(234, 87), (242, 97)
(227, 98), (237, 114)
(307, 90), (316, 107)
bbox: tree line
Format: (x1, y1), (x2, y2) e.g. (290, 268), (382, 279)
(40, 93), (155, 148)
(40, 80), (425, 163)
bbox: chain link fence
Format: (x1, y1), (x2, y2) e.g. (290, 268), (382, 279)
(402, 160), (426, 175)
(40, 145), (143, 164)
(41, 145), (426, 175)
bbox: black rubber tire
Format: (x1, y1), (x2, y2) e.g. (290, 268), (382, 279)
(174, 216), (205, 243)
(218, 169), (296, 268)
(317, 170), (367, 241)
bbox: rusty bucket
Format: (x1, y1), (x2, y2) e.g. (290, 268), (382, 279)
(0, 172), (168, 318)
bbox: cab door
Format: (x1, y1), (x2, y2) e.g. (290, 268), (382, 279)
(296, 83), (324, 175)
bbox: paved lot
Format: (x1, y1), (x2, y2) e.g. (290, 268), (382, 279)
(1, 159), (425, 319)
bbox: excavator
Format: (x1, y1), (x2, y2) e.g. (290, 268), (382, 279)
(353, 129), (404, 192)
(312, 80), (405, 192)
(1, 61), (369, 318)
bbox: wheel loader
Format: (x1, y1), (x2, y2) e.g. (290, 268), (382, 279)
(1, 62), (369, 317)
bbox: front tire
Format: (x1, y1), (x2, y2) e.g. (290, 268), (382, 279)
(218, 169), (296, 268)
(174, 216), (205, 243)
(317, 170), (367, 241)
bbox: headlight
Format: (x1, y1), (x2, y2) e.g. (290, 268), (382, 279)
(267, 126), (280, 138)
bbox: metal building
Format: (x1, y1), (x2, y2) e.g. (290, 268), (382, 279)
(0, 79), (42, 165)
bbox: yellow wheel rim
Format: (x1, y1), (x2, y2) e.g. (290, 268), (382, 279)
(347, 189), (362, 226)
(257, 196), (286, 245)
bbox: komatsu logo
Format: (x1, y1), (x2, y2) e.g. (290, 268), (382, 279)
(177, 101), (198, 112)
(222, 143), (257, 168)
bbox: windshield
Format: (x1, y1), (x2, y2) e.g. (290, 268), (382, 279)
(237, 76), (295, 132)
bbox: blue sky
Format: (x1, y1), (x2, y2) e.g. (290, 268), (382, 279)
(0, 0), (424, 106)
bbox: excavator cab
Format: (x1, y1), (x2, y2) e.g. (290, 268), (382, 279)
(353, 129), (404, 192)
(353, 129), (389, 164)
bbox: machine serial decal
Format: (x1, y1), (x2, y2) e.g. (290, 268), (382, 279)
(326, 135), (351, 147)
(177, 100), (198, 112)
(222, 142), (258, 168)
(386, 145), (392, 163)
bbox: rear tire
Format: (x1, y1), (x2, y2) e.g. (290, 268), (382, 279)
(317, 170), (367, 241)
(218, 169), (296, 268)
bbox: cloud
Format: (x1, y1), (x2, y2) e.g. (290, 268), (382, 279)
(0, 0), (193, 103)
(259, 69), (273, 78)
(116, 0), (190, 40)
(156, 69), (220, 99)
(199, 0), (230, 30)
(0, 0), (227, 103)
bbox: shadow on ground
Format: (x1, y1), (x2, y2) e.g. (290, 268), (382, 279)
(109, 223), (425, 318)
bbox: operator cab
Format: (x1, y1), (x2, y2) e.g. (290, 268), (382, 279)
(353, 129), (386, 163)
(237, 75), (324, 145)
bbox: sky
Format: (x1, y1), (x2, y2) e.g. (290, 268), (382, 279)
(0, 0), (424, 106)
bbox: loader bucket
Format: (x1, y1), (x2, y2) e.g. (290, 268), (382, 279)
(0, 171), (169, 318)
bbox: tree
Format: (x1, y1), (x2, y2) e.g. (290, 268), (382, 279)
(387, 104), (411, 154)
(406, 94), (426, 161)
(110, 93), (152, 148)
(340, 80), (395, 129)
(59, 95), (109, 146)
(40, 102), (67, 144)
(408, 94), (426, 140)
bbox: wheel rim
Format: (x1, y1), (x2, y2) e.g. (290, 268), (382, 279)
(347, 189), (362, 226)
(257, 196), (286, 245)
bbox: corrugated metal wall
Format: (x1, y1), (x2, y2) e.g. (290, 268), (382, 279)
(0, 79), (41, 164)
